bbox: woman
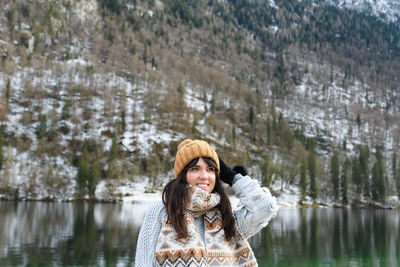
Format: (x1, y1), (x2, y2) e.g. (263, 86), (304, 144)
(135, 139), (278, 266)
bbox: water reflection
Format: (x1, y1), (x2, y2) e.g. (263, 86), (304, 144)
(253, 208), (400, 267)
(0, 202), (399, 266)
(0, 201), (146, 266)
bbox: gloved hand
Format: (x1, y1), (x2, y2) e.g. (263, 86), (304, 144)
(218, 157), (248, 186)
(233, 165), (248, 176)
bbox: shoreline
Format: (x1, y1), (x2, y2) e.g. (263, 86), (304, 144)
(1, 179), (399, 209)
(1, 192), (399, 210)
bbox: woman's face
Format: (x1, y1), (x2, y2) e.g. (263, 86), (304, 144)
(186, 157), (216, 193)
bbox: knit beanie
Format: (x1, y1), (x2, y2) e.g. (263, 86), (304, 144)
(174, 139), (220, 178)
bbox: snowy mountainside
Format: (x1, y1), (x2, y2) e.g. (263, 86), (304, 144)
(323, 0), (400, 22)
(278, 62), (400, 157)
(0, 0), (399, 207)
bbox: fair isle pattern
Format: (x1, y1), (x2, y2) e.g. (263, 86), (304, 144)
(155, 217), (209, 267)
(204, 210), (257, 266)
(187, 185), (221, 217)
(155, 186), (258, 267)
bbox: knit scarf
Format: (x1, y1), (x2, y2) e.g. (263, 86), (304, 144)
(155, 185), (258, 267)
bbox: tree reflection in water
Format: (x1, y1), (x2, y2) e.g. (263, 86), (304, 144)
(251, 208), (400, 267)
(0, 201), (142, 266)
(0, 203), (399, 266)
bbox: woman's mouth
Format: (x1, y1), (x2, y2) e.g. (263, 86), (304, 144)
(196, 183), (209, 190)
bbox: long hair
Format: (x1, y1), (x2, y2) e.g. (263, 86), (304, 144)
(162, 157), (236, 240)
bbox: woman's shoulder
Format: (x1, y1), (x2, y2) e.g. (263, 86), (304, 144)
(148, 200), (165, 210)
(144, 200), (167, 223)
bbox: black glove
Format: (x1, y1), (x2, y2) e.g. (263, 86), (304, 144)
(218, 157), (236, 186)
(218, 157), (248, 186)
(233, 165), (248, 176)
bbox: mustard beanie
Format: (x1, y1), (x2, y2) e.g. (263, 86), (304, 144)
(174, 139), (220, 178)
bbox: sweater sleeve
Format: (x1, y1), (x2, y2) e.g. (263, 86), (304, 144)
(135, 201), (165, 267)
(232, 174), (279, 239)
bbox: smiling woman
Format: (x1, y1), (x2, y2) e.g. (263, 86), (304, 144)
(135, 139), (279, 266)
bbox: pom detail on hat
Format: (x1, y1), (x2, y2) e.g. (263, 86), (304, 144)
(174, 139), (219, 178)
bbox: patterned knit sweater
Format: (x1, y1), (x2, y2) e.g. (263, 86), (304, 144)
(134, 174), (279, 266)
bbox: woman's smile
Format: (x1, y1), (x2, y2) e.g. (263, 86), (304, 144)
(195, 182), (210, 191)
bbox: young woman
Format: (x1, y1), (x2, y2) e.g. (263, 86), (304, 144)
(135, 139), (278, 266)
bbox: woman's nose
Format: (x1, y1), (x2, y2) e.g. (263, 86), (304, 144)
(199, 169), (208, 179)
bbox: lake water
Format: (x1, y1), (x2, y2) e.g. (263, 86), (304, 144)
(0, 201), (399, 266)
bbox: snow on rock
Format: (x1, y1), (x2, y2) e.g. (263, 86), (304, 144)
(73, 0), (99, 22)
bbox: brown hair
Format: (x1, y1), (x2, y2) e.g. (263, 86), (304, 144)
(162, 157), (236, 240)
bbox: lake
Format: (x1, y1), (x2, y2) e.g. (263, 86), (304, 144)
(0, 201), (399, 266)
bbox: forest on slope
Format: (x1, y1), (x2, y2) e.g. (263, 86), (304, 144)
(0, 0), (399, 207)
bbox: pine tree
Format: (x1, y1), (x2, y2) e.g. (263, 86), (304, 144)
(61, 102), (70, 120)
(352, 156), (362, 195)
(177, 83), (185, 98)
(88, 159), (100, 197)
(392, 153), (397, 194)
(331, 152), (340, 201)
(33, 32), (40, 52)
(306, 138), (316, 153)
(6, 9), (15, 30)
(394, 153), (400, 197)
(77, 143), (90, 192)
(392, 153), (397, 176)
(0, 132), (4, 171)
(261, 155), (272, 187)
(5, 78), (11, 102)
(210, 91), (216, 114)
(359, 146), (370, 198)
(266, 117), (271, 145)
(249, 107), (255, 126)
(356, 114), (361, 128)
(36, 114), (47, 139)
(109, 134), (119, 162)
(308, 152), (318, 201)
(341, 158), (350, 205)
(396, 168), (400, 197)
(299, 160), (307, 201)
(121, 110), (126, 132)
(108, 134), (119, 179)
(371, 148), (385, 202)
(202, 91), (208, 112)
(274, 53), (286, 86)
(342, 137), (347, 151)
(371, 163), (379, 201)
